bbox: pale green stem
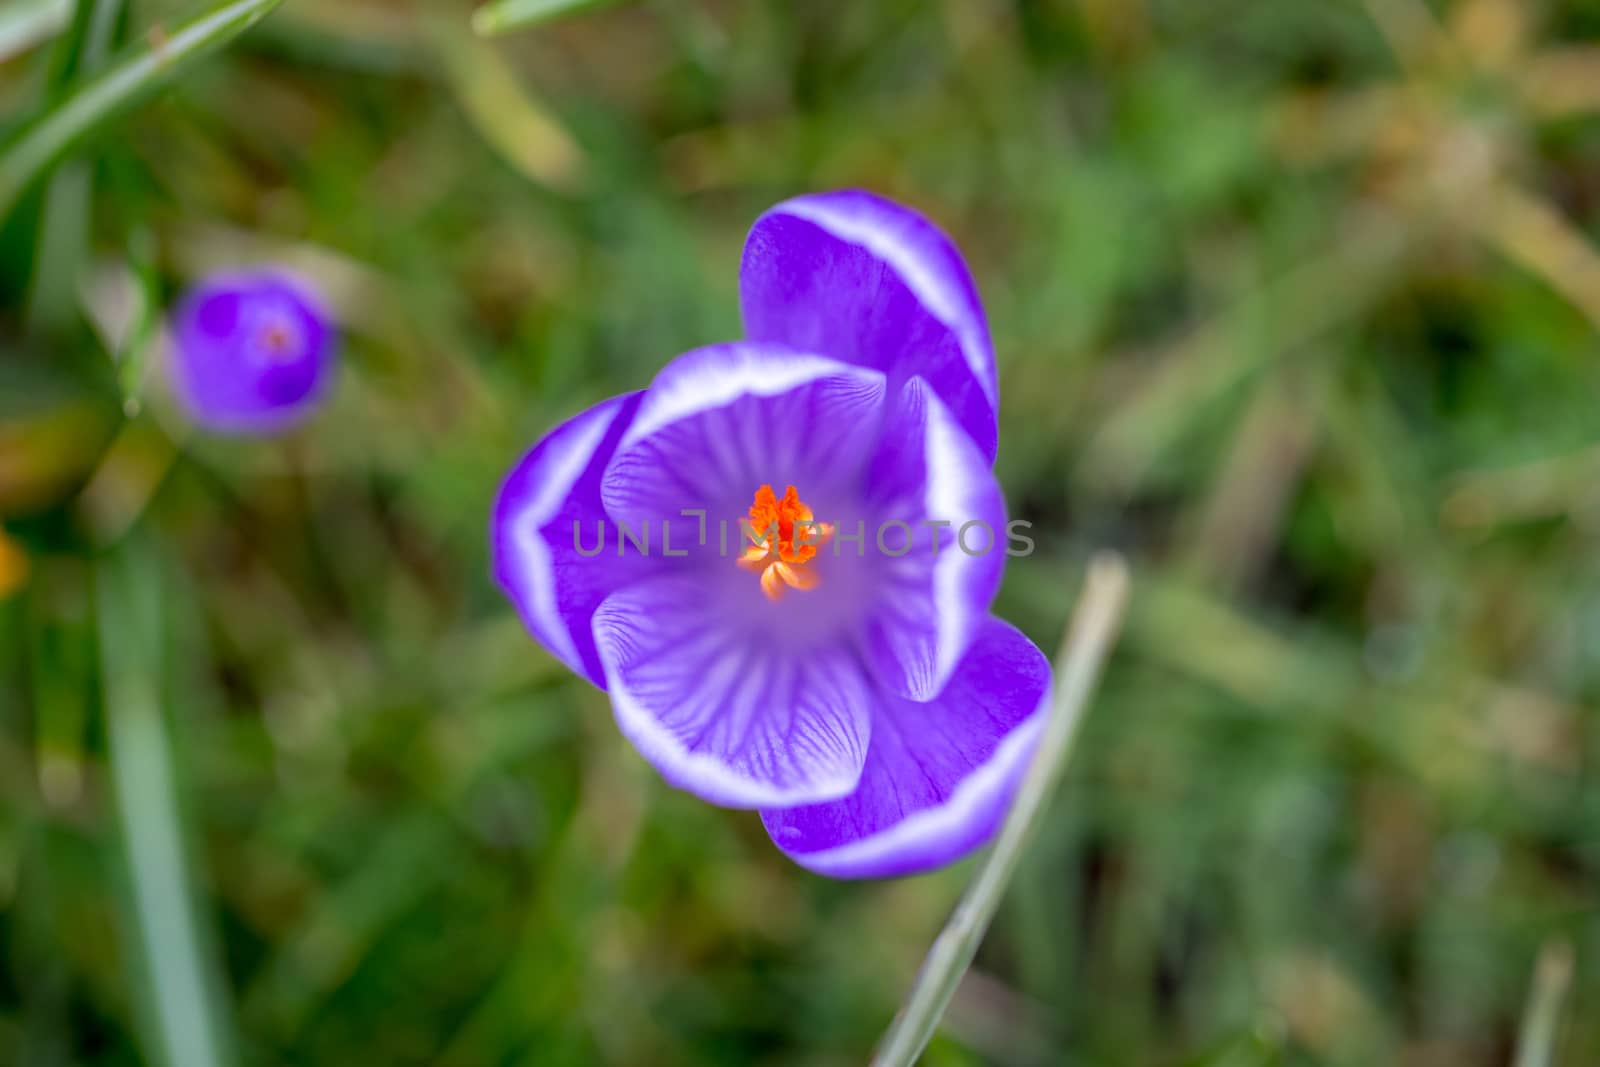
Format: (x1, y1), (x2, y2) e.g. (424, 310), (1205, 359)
(98, 552), (233, 1067)
(873, 553), (1131, 1067)
(1514, 939), (1574, 1067)
(0, 0), (71, 63)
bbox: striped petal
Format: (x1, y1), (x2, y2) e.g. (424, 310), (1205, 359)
(740, 190), (999, 462)
(491, 392), (646, 687)
(593, 573), (873, 808)
(858, 377), (1007, 701)
(761, 619), (1050, 878)
(600, 341), (887, 535)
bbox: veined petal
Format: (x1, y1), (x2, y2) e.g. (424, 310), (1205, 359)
(601, 342), (887, 532)
(740, 190), (999, 461)
(492, 392), (646, 687)
(860, 377), (1006, 701)
(761, 619), (1050, 878)
(593, 573), (873, 808)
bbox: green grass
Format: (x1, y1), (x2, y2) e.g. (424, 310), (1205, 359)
(2, 0), (1599, 1063)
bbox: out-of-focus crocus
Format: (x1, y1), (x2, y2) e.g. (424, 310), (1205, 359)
(493, 191), (1050, 878)
(169, 271), (335, 433)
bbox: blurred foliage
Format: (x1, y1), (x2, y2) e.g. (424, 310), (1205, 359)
(2, 0), (1600, 1063)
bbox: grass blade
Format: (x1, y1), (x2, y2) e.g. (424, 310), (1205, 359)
(0, 0), (284, 225)
(26, 0), (125, 334)
(471, 0), (621, 37)
(47, 0), (123, 87)
(97, 544), (235, 1067)
(1514, 940), (1574, 1067)
(872, 553), (1131, 1067)
(433, 14), (581, 188)
(0, 0), (71, 63)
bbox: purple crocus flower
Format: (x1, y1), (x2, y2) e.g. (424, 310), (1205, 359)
(169, 270), (335, 433)
(493, 191), (1050, 878)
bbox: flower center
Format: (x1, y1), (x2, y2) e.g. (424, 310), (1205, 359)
(737, 484), (834, 600)
(247, 303), (304, 364)
(262, 322), (295, 355)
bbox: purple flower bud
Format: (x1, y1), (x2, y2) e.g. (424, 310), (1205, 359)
(169, 271), (335, 434)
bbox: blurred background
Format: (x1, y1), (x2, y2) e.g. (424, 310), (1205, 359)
(2, 0), (1599, 1063)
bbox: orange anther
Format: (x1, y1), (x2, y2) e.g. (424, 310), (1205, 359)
(741, 484), (832, 599)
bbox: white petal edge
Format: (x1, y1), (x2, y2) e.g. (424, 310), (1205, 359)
(771, 195), (999, 412)
(616, 343), (886, 457)
(498, 397), (626, 678)
(782, 701), (1047, 878)
(923, 380), (1005, 694)
(595, 623), (870, 810)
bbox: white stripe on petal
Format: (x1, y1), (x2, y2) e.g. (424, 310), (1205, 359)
(783, 710), (1044, 878)
(619, 343), (884, 455)
(773, 195), (999, 411)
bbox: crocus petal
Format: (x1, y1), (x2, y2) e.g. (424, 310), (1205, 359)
(593, 573), (873, 808)
(492, 392), (646, 687)
(761, 618), (1050, 878)
(740, 190), (999, 461)
(859, 377), (1006, 701)
(601, 342), (887, 533)
(170, 270), (334, 434)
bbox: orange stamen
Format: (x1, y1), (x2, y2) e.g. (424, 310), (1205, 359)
(740, 484), (833, 600)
